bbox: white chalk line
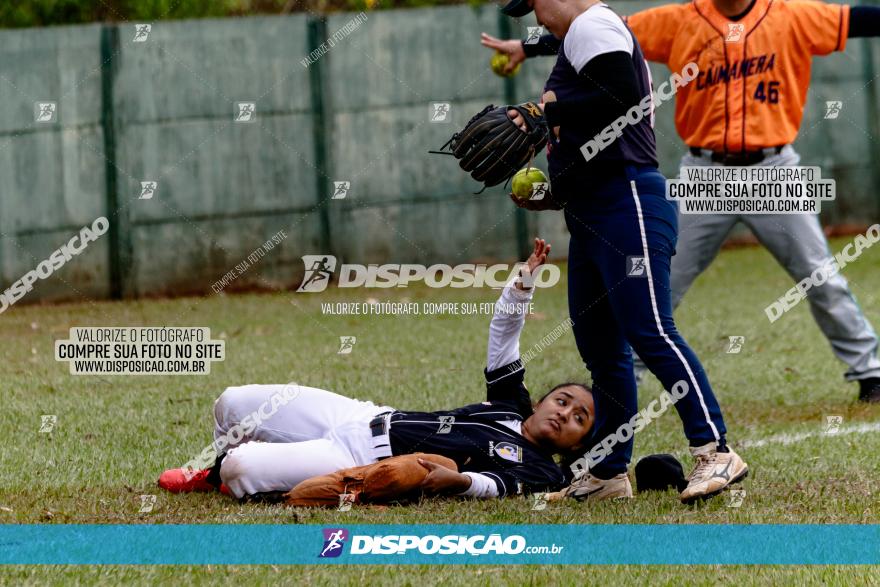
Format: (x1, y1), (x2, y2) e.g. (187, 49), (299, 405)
(737, 421), (880, 449)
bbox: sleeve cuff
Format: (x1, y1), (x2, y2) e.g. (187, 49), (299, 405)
(506, 283), (534, 301)
(484, 358), (524, 384)
(543, 100), (561, 128)
(457, 472), (501, 498)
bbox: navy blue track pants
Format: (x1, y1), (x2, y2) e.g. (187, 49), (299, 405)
(563, 165), (728, 477)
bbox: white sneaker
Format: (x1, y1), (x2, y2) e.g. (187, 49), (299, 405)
(548, 472), (633, 502)
(679, 442), (749, 504)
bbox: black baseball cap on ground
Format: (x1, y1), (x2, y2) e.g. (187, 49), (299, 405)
(634, 454), (688, 492)
(501, 0), (534, 17)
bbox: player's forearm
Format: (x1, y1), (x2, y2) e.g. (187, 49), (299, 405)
(522, 34), (562, 57)
(542, 51), (642, 131)
(457, 472), (501, 498)
(485, 282), (534, 371)
(849, 6), (880, 37)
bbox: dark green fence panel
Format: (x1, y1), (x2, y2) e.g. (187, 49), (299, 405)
(0, 3), (877, 305)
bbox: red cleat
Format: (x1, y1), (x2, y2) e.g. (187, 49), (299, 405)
(158, 468), (216, 493)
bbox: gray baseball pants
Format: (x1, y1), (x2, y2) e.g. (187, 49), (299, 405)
(635, 145), (880, 382)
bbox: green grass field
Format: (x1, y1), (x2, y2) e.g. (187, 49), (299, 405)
(1, 237), (878, 584)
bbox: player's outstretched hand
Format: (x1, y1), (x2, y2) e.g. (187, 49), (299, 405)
(517, 238), (550, 290)
(418, 458), (472, 495)
(480, 32), (526, 74)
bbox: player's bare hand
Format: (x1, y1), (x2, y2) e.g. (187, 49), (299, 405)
(507, 102), (545, 133)
(527, 238), (551, 272)
(419, 458), (472, 494)
(480, 32), (526, 73)
(517, 238), (550, 289)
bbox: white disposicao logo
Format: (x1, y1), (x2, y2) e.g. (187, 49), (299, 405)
(524, 27), (544, 45)
(133, 24), (152, 42)
(627, 256), (647, 277)
(570, 380), (690, 473)
(581, 62), (698, 163)
(39, 415), (57, 433)
(824, 415), (843, 435)
(332, 181), (350, 200)
(824, 101), (843, 120)
(726, 23), (745, 42)
(437, 416), (455, 434)
(296, 256), (560, 292)
(337, 336), (356, 354)
(338, 493), (355, 512)
(235, 102), (256, 122)
(35, 102), (57, 123)
(531, 493), (549, 511)
(1, 217), (110, 315)
(298, 255), (338, 292)
(727, 489), (746, 508)
(430, 102), (451, 123)
(139, 181), (157, 200)
(530, 182), (548, 201)
(726, 336), (745, 354)
(765, 225), (880, 323)
(350, 534), (529, 555)
(138, 494), (157, 513)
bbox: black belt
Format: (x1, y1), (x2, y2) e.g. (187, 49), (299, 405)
(369, 412), (392, 437)
(369, 411), (395, 460)
(689, 146), (784, 166)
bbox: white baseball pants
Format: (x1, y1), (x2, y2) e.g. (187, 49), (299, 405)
(212, 384), (394, 498)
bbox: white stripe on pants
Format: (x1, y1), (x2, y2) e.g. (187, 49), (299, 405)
(212, 384), (393, 498)
(630, 180), (721, 441)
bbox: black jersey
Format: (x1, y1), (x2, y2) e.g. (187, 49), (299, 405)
(387, 359), (567, 497)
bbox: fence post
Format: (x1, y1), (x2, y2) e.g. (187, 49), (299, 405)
(498, 13), (532, 261)
(100, 25), (129, 299)
(307, 16), (335, 255)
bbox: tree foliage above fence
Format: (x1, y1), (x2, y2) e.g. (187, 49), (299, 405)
(0, 0), (483, 28)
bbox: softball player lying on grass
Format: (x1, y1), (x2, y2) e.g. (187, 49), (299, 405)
(158, 238), (595, 500)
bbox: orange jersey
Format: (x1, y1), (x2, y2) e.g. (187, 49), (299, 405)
(626, 0), (850, 152)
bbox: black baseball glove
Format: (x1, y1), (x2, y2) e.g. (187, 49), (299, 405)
(431, 102), (549, 192)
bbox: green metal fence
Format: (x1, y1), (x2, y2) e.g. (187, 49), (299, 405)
(0, 3), (877, 305)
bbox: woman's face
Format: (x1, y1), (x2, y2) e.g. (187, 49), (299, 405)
(532, 0), (567, 39)
(527, 385), (594, 451)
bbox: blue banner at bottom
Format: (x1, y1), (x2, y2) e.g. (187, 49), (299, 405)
(0, 525), (877, 565)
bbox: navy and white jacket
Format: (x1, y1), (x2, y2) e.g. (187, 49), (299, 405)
(543, 3), (657, 192)
(387, 284), (567, 498)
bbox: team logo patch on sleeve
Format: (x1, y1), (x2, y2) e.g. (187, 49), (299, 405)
(490, 441), (523, 463)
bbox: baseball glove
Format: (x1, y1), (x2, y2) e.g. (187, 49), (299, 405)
(285, 453), (457, 507)
(431, 102), (549, 192)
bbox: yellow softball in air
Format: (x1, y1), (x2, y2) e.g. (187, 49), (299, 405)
(491, 52), (521, 78)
